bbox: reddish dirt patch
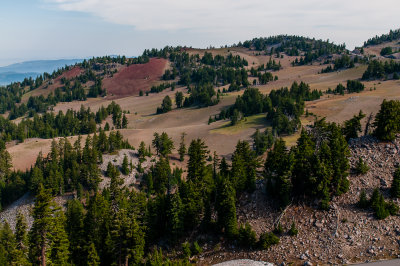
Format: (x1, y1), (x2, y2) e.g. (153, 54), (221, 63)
(102, 58), (167, 98)
(59, 66), (83, 80)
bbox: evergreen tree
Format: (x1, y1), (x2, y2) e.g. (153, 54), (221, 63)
(166, 192), (184, 242)
(66, 199), (85, 265)
(264, 138), (292, 208)
(355, 157), (370, 175)
(29, 184), (55, 266)
(391, 167), (400, 198)
(216, 178), (238, 238)
(373, 99), (400, 141)
(86, 242), (100, 266)
(178, 133), (187, 162)
(121, 154), (130, 175)
(342, 110), (366, 141)
(122, 114), (128, 129)
(0, 222), (16, 265)
(48, 211), (70, 265)
(175, 91), (184, 108)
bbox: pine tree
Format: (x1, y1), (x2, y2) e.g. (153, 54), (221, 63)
(288, 221), (298, 236)
(178, 133), (186, 162)
(342, 110), (366, 141)
(0, 222), (16, 264)
(373, 99), (400, 141)
(15, 212), (28, 251)
(29, 184), (55, 266)
(358, 189), (369, 208)
(216, 178), (237, 238)
(122, 114), (128, 129)
(86, 242), (100, 266)
(138, 141), (147, 162)
(391, 167), (400, 198)
(166, 192), (184, 242)
(48, 211), (70, 265)
(355, 157), (370, 175)
(121, 154), (130, 175)
(66, 199), (85, 265)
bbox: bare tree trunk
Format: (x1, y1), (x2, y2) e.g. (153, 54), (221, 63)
(41, 243), (46, 266)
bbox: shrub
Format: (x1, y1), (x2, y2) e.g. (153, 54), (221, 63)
(258, 232), (279, 249)
(288, 221), (298, 236)
(238, 223), (257, 248)
(355, 157), (370, 175)
(191, 241), (202, 255)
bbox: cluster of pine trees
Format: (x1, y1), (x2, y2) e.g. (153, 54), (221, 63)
(240, 35), (346, 60)
(0, 102), (127, 143)
(362, 60), (400, 80)
(219, 82), (321, 135)
(326, 80), (365, 95)
(265, 118), (350, 209)
(320, 54), (356, 73)
(0, 132), (282, 265)
(201, 52), (248, 68)
(0, 130), (131, 210)
(363, 29), (400, 46)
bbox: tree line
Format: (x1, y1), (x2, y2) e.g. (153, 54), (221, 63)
(0, 102), (128, 143)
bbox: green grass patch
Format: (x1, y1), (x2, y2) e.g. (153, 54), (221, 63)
(211, 114), (268, 135)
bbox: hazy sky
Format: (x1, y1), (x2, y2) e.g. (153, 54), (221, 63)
(1, 0), (399, 66)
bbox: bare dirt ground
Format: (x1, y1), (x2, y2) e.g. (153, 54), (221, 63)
(103, 58), (168, 98)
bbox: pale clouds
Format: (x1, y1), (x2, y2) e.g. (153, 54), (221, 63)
(45, 0), (400, 48)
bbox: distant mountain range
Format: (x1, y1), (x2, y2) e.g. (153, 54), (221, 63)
(0, 59), (84, 85)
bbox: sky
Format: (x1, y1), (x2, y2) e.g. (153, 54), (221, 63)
(1, 0), (399, 66)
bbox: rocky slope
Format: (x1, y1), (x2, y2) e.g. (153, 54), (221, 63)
(202, 135), (400, 265)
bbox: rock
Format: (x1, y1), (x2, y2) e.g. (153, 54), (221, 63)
(300, 254), (308, 260)
(304, 262), (312, 266)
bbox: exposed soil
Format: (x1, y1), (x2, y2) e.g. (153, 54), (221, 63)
(103, 58), (168, 98)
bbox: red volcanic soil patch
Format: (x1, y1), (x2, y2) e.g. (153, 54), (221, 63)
(60, 66), (83, 79)
(103, 58), (167, 98)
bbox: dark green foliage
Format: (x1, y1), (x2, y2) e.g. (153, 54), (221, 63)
(360, 188), (399, 219)
(175, 91), (184, 108)
(240, 35), (346, 65)
(362, 60), (400, 80)
(373, 99), (400, 141)
(252, 128), (274, 155)
(354, 157), (370, 175)
(364, 29), (400, 46)
(221, 82), (320, 135)
(157, 95), (173, 114)
(358, 190), (369, 208)
(288, 221), (298, 236)
(181, 242), (191, 258)
(391, 167), (400, 198)
(342, 110), (366, 141)
(191, 241), (202, 255)
(150, 82), (175, 93)
(152, 132), (174, 157)
(216, 178), (237, 238)
(258, 232), (279, 249)
(380, 46), (393, 56)
(231, 140), (260, 193)
(273, 222), (284, 235)
(321, 54), (356, 73)
(178, 133), (186, 162)
(264, 138), (293, 208)
(266, 119), (350, 208)
(0, 102), (125, 143)
(238, 223), (257, 248)
(121, 154), (130, 175)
